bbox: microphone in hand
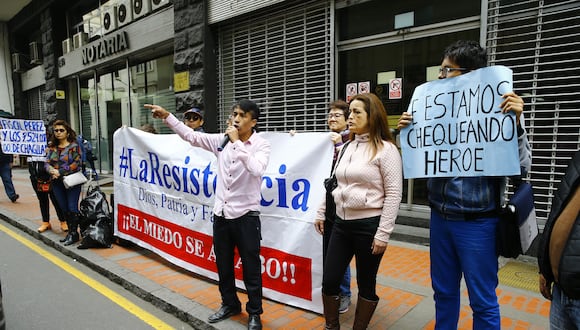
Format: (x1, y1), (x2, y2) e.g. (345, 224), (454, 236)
(218, 134), (230, 151)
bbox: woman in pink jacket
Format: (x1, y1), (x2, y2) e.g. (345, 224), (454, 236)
(316, 93), (403, 329)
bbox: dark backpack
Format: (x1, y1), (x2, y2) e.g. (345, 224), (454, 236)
(77, 135), (96, 162)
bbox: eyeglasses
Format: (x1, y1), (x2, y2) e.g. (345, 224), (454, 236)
(439, 67), (468, 77)
(185, 116), (201, 122)
(53, 129), (66, 133)
(327, 113), (344, 119)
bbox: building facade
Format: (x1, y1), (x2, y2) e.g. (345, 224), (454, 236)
(4, 0), (579, 230)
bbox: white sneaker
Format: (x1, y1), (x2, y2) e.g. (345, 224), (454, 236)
(339, 295), (351, 313)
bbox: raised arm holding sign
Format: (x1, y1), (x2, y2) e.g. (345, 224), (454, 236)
(396, 40), (532, 330)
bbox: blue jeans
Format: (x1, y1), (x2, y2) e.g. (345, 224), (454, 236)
(340, 267), (351, 297)
(51, 179), (81, 213)
(0, 162), (16, 199)
(430, 210), (500, 330)
(550, 284), (580, 329)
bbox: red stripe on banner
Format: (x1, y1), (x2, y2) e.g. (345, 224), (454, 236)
(117, 204), (217, 271)
(260, 246), (312, 300)
(117, 204), (312, 300)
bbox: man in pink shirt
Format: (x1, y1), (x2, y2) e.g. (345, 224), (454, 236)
(147, 99), (271, 330)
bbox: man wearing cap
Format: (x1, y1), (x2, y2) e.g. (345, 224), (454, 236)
(183, 107), (205, 132)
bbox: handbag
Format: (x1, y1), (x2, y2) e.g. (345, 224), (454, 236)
(497, 182), (539, 258)
(63, 171), (88, 189)
(37, 178), (51, 193)
(324, 142), (350, 221)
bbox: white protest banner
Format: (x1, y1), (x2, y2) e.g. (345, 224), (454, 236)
(0, 118), (46, 156)
(400, 66), (521, 179)
(113, 127), (333, 313)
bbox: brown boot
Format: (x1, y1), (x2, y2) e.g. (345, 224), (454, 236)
(37, 222), (51, 233)
(352, 295), (378, 330)
(322, 293), (340, 329)
(60, 221), (69, 232)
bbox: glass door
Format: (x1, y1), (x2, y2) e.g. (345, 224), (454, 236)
(78, 75), (100, 173)
(338, 30), (480, 207)
(129, 55), (175, 134)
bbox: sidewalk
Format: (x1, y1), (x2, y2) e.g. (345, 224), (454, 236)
(0, 168), (549, 329)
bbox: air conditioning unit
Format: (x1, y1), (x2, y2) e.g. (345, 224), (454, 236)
(132, 0), (151, 20)
(62, 38), (73, 54)
(117, 0), (133, 27)
(29, 41), (42, 65)
(102, 6), (118, 34)
(11, 53), (26, 73)
(85, 8), (102, 39)
(73, 32), (89, 49)
(151, 0), (170, 11)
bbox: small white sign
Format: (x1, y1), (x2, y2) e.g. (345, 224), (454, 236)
(389, 78), (402, 99)
(358, 81), (371, 94)
(346, 83), (357, 102)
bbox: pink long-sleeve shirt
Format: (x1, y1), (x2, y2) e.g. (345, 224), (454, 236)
(317, 133), (403, 243)
(165, 114), (271, 219)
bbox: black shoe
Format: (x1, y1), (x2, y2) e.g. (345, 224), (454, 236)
(248, 314), (262, 330)
(208, 305), (241, 323)
(9, 194), (19, 203)
(63, 232), (80, 246)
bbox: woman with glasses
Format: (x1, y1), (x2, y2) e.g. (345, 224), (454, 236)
(45, 120), (83, 246)
(315, 100), (354, 314)
(317, 93), (402, 329)
(397, 40), (532, 329)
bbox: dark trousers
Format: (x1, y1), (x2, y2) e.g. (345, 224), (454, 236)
(323, 216), (383, 301)
(29, 175), (65, 223)
(213, 212), (263, 315)
(323, 219), (352, 297)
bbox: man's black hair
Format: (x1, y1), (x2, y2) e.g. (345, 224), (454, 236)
(443, 40), (488, 70)
(234, 99), (261, 121)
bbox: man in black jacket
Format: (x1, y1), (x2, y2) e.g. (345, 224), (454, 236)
(538, 150), (580, 328)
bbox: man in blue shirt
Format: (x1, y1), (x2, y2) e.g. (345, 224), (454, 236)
(398, 40), (532, 329)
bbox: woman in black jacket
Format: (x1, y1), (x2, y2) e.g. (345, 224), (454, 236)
(29, 128), (68, 233)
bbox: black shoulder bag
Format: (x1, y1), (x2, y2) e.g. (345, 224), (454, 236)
(324, 142), (350, 222)
(496, 177), (538, 258)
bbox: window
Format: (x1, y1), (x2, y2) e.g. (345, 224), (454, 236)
(217, 0), (332, 132)
(486, 0), (580, 226)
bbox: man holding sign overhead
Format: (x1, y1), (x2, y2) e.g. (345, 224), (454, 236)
(397, 40), (532, 329)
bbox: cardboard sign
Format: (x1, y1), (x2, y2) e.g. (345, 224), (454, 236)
(0, 119), (46, 156)
(400, 66), (520, 178)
